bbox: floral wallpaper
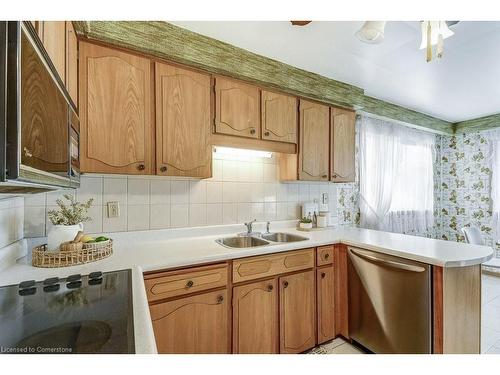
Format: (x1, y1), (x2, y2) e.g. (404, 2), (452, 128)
(435, 132), (499, 257)
(335, 120), (500, 258)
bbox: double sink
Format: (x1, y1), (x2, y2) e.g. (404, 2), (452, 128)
(216, 232), (309, 249)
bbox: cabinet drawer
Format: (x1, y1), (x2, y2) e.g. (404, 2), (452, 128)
(233, 248), (314, 283)
(144, 264), (228, 302)
(317, 245), (334, 266)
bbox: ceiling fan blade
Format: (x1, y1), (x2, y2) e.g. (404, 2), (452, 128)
(291, 21), (312, 26)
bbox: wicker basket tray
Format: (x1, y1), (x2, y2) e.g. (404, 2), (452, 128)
(32, 240), (113, 268)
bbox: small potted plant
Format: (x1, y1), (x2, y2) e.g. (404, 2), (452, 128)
(47, 194), (93, 251)
(299, 217), (313, 230)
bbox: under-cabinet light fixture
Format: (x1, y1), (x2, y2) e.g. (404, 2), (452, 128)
(213, 146), (273, 159)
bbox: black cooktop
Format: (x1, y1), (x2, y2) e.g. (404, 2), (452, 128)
(0, 269), (134, 354)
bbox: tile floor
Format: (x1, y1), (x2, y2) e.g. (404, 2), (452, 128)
(310, 273), (500, 354)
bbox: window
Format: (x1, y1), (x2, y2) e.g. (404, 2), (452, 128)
(359, 115), (435, 235)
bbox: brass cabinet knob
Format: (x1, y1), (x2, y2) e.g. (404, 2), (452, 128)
(264, 131), (270, 136)
(324, 253), (330, 259)
(250, 128), (256, 134)
(137, 164), (145, 171)
(267, 284), (274, 292)
(186, 280), (194, 288)
(160, 166), (167, 172)
(283, 281), (289, 288)
(216, 295), (224, 304)
(321, 272), (326, 279)
(321, 174), (328, 179)
(332, 173), (338, 179)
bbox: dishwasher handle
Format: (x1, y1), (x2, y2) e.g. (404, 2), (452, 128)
(349, 248), (427, 273)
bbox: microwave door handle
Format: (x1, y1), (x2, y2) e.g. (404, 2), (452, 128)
(349, 248), (427, 273)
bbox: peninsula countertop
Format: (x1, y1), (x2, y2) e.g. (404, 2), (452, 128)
(0, 222), (494, 353)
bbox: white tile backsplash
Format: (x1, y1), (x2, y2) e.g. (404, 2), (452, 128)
(0, 197), (24, 249)
(23, 152), (339, 236)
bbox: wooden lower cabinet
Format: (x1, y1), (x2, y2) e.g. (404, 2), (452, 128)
(149, 289), (229, 354)
(317, 267), (335, 344)
(279, 271), (316, 353)
(232, 279), (279, 354)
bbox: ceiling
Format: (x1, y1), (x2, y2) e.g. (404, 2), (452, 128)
(171, 21), (500, 122)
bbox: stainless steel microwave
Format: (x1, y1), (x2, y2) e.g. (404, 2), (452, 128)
(0, 21), (80, 193)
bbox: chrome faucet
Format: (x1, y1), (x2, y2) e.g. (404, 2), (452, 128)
(244, 219), (257, 235)
(265, 221), (271, 234)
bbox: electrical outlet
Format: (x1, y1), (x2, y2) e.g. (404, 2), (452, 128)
(107, 202), (120, 218)
(322, 193), (329, 205)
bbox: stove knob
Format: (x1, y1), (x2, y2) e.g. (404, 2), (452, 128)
(66, 274), (81, 283)
(19, 280), (35, 289)
(89, 271), (103, 279)
(43, 277), (59, 285)
(66, 281), (82, 289)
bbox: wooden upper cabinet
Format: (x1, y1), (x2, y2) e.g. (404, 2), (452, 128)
(79, 42), (154, 174)
(298, 100), (330, 181)
(261, 90), (297, 143)
(317, 267), (335, 344)
(331, 107), (356, 182)
(149, 290), (229, 354)
(233, 279), (279, 354)
(40, 21), (66, 83)
(155, 63), (212, 178)
(279, 270), (316, 353)
(214, 77), (260, 139)
(65, 21), (78, 108)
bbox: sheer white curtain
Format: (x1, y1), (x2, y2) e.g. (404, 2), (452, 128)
(484, 129), (500, 239)
(359, 115), (435, 234)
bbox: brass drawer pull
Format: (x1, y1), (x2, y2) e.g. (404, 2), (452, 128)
(186, 280), (194, 288)
(264, 131), (270, 136)
(250, 128), (256, 134)
(267, 284), (274, 292)
(321, 272), (326, 279)
(324, 253), (330, 259)
(216, 295), (224, 304)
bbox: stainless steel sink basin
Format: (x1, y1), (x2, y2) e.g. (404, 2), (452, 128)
(216, 236), (269, 248)
(261, 232), (309, 243)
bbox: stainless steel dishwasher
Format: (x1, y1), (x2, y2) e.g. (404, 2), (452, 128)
(348, 247), (432, 354)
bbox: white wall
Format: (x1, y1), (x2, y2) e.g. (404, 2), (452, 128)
(0, 197), (24, 248)
(24, 152), (339, 236)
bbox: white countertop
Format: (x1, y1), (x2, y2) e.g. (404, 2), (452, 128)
(0, 222), (494, 354)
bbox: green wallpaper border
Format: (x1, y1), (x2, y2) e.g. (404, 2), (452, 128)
(454, 113), (500, 134)
(74, 21), (455, 134)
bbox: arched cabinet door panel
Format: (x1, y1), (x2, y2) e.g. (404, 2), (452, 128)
(233, 278), (279, 354)
(149, 290), (229, 354)
(79, 42), (154, 174)
(155, 63), (212, 178)
(331, 107), (355, 182)
(215, 77), (260, 139)
(298, 100), (330, 181)
(261, 90), (297, 144)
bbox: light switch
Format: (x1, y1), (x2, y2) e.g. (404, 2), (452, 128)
(107, 201), (120, 218)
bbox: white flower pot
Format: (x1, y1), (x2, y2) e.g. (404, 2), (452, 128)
(299, 222), (313, 229)
(47, 223), (83, 252)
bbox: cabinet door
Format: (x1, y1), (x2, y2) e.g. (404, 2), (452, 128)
(79, 42), (154, 174)
(298, 100), (330, 181)
(149, 290), (229, 354)
(41, 21), (66, 83)
(65, 21), (78, 108)
(334, 244), (349, 338)
(331, 107), (355, 182)
(215, 77), (260, 139)
(279, 271), (316, 353)
(155, 63), (212, 178)
(317, 267), (335, 344)
(233, 279), (279, 354)
(261, 90), (297, 143)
